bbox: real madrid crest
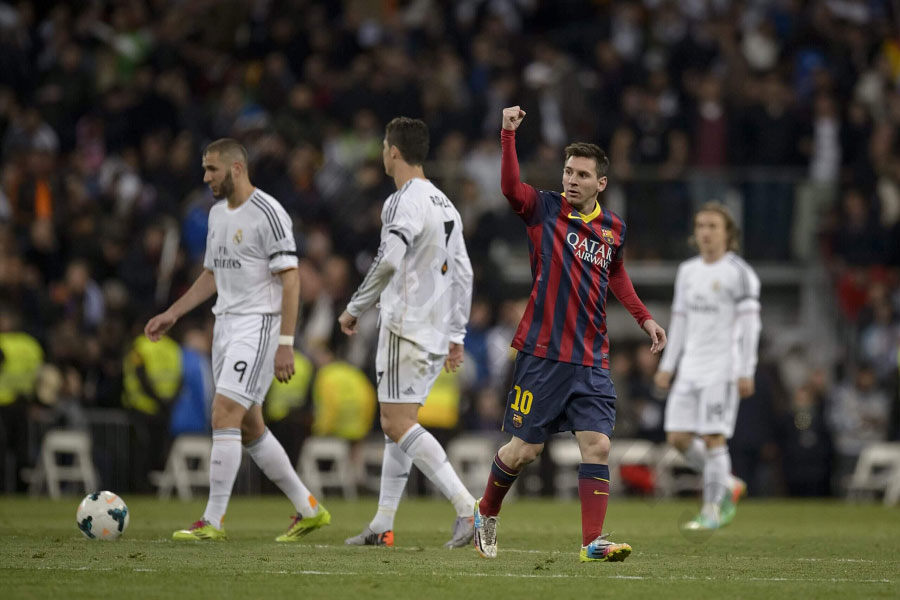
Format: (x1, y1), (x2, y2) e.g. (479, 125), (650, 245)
(712, 280), (720, 292)
(601, 228), (614, 245)
(233, 229), (243, 244)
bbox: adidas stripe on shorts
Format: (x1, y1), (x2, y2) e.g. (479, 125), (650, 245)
(374, 322), (445, 405)
(212, 313), (281, 409)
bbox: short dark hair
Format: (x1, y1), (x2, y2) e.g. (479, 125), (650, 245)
(204, 138), (248, 166)
(564, 143), (609, 178)
(385, 117), (429, 165)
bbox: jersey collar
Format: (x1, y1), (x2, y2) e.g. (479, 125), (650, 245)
(562, 194), (602, 224)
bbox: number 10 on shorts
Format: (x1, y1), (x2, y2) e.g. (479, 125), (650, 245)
(510, 385), (533, 414)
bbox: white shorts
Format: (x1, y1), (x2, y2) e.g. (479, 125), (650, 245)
(663, 377), (739, 438)
(375, 324), (445, 405)
(212, 313), (280, 409)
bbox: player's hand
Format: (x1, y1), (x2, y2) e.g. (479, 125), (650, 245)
(444, 342), (464, 373)
(642, 319), (667, 354)
(738, 377), (755, 398)
(338, 310), (358, 336)
(274, 345), (295, 383)
(654, 370), (673, 391)
(502, 106), (526, 131)
(144, 311), (177, 342)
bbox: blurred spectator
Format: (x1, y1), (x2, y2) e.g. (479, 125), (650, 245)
(827, 363), (892, 492)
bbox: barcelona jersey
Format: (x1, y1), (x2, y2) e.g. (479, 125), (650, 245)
(501, 129), (651, 369)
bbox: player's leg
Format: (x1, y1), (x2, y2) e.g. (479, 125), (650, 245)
(575, 430), (629, 562)
(345, 434), (409, 547)
(346, 326), (412, 547)
(173, 392), (245, 540)
(473, 435), (543, 559)
(241, 406), (330, 541)
(570, 365), (630, 562)
(664, 378), (706, 472)
(381, 401), (477, 547)
(475, 353), (562, 558)
(684, 381), (740, 530)
(667, 431), (706, 473)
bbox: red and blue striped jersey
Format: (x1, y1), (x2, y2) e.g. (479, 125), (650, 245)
(501, 129), (652, 369)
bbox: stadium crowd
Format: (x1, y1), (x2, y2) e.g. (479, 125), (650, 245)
(0, 0), (898, 497)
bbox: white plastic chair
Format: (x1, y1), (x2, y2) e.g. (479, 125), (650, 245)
(299, 436), (357, 500)
(547, 437), (582, 498)
(654, 445), (702, 498)
(24, 429), (99, 499)
(150, 435), (212, 501)
(848, 442), (900, 506)
(446, 434), (502, 499)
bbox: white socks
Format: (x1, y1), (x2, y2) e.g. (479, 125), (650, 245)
(246, 428), (318, 518)
(703, 445), (731, 509)
(682, 437), (707, 473)
(369, 436), (413, 533)
(203, 428), (242, 529)
(398, 424), (475, 518)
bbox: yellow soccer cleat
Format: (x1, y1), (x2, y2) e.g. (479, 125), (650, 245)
(172, 519), (226, 541)
(579, 534), (632, 563)
(275, 507), (332, 542)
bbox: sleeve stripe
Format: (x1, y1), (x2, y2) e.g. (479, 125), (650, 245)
(350, 244), (384, 304)
(727, 255), (754, 300)
(250, 194), (285, 240)
(386, 180), (412, 224)
(389, 230), (408, 245)
(269, 250), (298, 259)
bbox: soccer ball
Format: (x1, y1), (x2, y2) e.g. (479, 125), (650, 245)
(76, 491), (130, 540)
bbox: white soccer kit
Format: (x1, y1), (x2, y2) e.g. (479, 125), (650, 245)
(203, 188), (298, 407)
(347, 178), (473, 404)
(659, 252), (761, 437)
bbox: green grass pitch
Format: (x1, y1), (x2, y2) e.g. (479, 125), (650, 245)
(1, 496), (898, 599)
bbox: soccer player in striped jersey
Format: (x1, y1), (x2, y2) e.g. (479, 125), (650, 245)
(339, 117), (476, 548)
(145, 138), (330, 541)
(473, 106), (666, 562)
(654, 203), (761, 530)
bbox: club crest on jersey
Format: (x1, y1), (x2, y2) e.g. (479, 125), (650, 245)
(601, 228), (614, 245)
(233, 229), (243, 244)
(712, 280), (721, 292)
(512, 414), (523, 428)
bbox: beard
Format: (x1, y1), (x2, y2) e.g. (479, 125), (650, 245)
(213, 171), (235, 199)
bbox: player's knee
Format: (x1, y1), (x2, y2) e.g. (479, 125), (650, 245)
(702, 434), (726, 449)
(241, 421), (265, 444)
(511, 443), (543, 467)
(581, 437), (610, 463)
(667, 432), (693, 452)
(380, 415), (415, 443)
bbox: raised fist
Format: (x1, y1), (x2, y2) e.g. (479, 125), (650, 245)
(502, 106), (526, 131)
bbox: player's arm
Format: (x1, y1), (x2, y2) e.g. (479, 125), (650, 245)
(500, 106), (541, 221)
(445, 230), (473, 372)
(275, 267), (300, 383)
(608, 259), (666, 354)
(734, 269), (762, 398)
(655, 265), (687, 390)
(339, 229), (409, 335)
(144, 269), (216, 341)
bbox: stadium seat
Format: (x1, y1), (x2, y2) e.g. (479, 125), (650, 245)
(446, 434), (503, 499)
(607, 439), (658, 494)
(354, 437), (385, 495)
(299, 436), (357, 500)
(22, 429), (99, 499)
(149, 435), (212, 501)
(547, 437), (582, 498)
(848, 442), (900, 506)
(654, 445), (702, 498)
